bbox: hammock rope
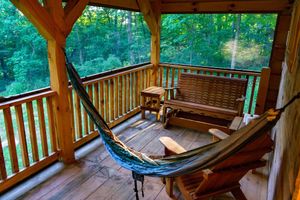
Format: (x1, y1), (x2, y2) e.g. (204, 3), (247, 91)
(64, 52), (300, 198)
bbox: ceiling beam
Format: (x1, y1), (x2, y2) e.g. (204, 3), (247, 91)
(10, 0), (65, 44)
(88, 0), (139, 11)
(160, 0), (292, 13)
(64, 0), (89, 35)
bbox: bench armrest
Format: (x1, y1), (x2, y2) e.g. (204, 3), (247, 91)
(159, 136), (186, 156)
(209, 128), (230, 141)
(236, 95), (246, 116)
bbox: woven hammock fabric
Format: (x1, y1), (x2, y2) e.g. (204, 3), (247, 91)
(66, 60), (281, 177)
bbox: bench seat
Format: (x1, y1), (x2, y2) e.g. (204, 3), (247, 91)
(164, 99), (238, 120)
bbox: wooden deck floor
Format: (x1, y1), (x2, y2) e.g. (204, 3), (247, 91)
(3, 114), (268, 200)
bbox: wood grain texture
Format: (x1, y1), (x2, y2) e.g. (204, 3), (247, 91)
(13, 114), (268, 200)
(269, 7), (300, 198)
(26, 102), (39, 162)
(0, 137), (7, 180)
(75, 93), (83, 139)
(37, 99), (49, 157)
(3, 108), (19, 173)
(15, 105), (30, 167)
(68, 90), (76, 142)
(47, 96), (58, 152)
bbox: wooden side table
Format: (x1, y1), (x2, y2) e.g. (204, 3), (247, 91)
(141, 86), (165, 121)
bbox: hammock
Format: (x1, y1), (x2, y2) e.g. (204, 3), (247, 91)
(65, 55), (299, 178)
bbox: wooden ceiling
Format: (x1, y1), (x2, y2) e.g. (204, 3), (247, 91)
(87, 0), (293, 13)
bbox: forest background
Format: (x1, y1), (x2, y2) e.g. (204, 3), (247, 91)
(0, 0), (277, 97)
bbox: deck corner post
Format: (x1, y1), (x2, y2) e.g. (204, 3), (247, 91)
(47, 40), (75, 164)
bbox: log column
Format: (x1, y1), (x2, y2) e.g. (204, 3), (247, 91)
(137, 0), (161, 86)
(48, 41), (75, 163)
(10, 0), (88, 163)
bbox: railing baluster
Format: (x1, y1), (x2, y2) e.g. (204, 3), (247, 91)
(88, 84), (94, 132)
(46, 96), (57, 152)
(159, 67), (163, 87)
(37, 99), (48, 157)
(126, 74), (130, 112)
(171, 68), (175, 87)
(124, 75), (127, 114)
(110, 79), (114, 122)
(136, 72), (140, 107)
(115, 77), (119, 119)
(26, 102), (39, 162)
(166, 67), (169, 88)
(131, 73), (134, 110)
(94, 83), (100, 113)
(15, 105), (30, 168)
(249, 76), (258, 114)
(119, 76), (123, 116)
(105, 80), (109, 122)
(100, 80), (105, 118)
(83, 101), (88, 135)
(141, 69), (145, 91)
(146, 69), (150, 87)
(3, 108), (19, 173)
(0, 137), (7, 180)
(75, 93), (82, 139)
(68, 90), (76, 142)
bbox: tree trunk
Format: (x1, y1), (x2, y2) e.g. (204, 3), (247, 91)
(114, 11), (120, 56)
(231, 14), (241, 69)
(76, 27), (84, 65)
(127, 11), (134, 64)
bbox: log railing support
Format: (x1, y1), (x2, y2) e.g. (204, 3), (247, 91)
(10, 0), (88, 163)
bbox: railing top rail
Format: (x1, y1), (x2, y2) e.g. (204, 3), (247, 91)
(0, 62), (152, 105)
(81, 63), (153, 86)
(160, 63), (263, 76)
(0, 90), (57, 110)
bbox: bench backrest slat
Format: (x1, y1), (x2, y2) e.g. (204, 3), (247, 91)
(176, 73), (247, 111)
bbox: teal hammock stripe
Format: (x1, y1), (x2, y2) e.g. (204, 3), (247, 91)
(65, 57), (281, 177)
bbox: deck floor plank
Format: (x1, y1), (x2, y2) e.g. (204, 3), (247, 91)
(13, 114), (267, 200)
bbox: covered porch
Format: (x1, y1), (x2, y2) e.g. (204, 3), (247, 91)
(1, 0), (300, 199)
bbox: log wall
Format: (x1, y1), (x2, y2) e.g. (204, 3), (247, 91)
(268, 7), (300, 199)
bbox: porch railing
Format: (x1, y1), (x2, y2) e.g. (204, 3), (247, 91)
(0, 63), (153, 192)
(0, 90), (59, 192)
(158, 63), (270, 115)
(69, 63), (153, 148)
(0, 62), (269, 193)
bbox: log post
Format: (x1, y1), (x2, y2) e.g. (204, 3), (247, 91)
(47, 41), (75, 163)
(137, 0), (161, 86)
(150, 1), (161, 86)
(10, 0), (88, 163)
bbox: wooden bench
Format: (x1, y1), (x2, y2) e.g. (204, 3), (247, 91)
(163, 73), (248, 133)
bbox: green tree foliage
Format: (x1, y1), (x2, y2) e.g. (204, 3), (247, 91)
(66, 7), (151, 77)
(0, 0), (276, 97)
(0, 0), (49, 96)
(161, 14), (277, 71)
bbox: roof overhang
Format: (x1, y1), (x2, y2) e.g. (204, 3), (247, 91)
(86, 0), (292, 13)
